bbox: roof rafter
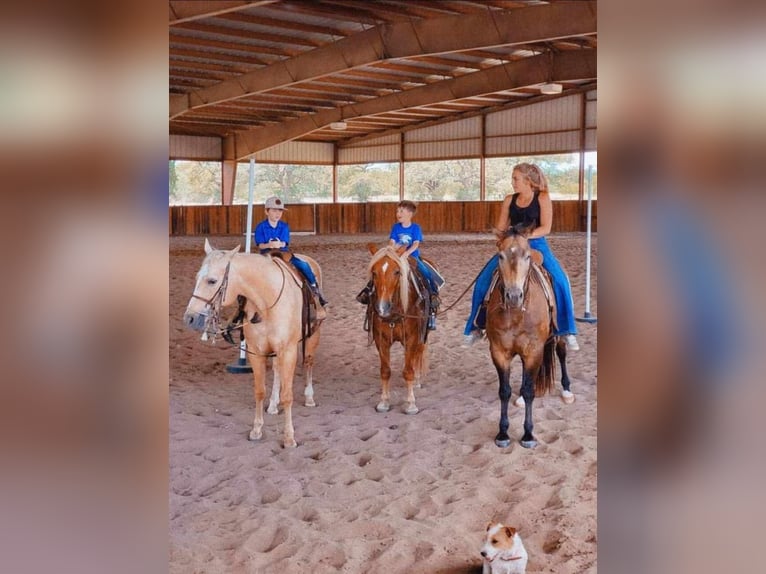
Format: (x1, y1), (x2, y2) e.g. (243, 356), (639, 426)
(230, 49), (596, 159)
(169, 1), (279, 25)
(341, 82), (597, 148)
(170, 1), (596, 118)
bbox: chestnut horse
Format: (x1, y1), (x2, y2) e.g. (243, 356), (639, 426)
(365, 245), (433, 415)
(486, 225), (573, 448)
(183, 239), (324, 448)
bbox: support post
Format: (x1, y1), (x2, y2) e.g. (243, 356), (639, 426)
(576, 164), (597, 324)
(227, 158), (255, 373)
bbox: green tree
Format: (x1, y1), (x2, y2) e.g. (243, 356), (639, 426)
(169, 160), (178, 202)
(338, 163), (398, 202)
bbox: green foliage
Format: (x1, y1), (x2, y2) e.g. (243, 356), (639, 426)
(170, 161), (221, 205)
(233, 163), (333, 204)
(404, 159), (480, 201)
(168, 154), (596, 205)
(338, 163), (399, 202)
(486, 154), (584, 200)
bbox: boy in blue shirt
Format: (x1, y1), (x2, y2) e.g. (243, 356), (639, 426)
(357, 200), (443, 329)
(255, 196), (328, 307)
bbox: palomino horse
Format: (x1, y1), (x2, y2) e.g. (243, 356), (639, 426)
(364, 245), (433, 414)
(486, 225), (573, 448)
(183, 239), (324, 448)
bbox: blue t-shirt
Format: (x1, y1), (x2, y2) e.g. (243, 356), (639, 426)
(389, 222), (423, 258)
(254, 219), (290, 254)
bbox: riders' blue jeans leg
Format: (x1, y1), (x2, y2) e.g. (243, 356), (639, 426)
(464, 254), (499, 335)
(290, 255), (318, 285)
(529, 238), (577, 336)
(414, 257), (438, 293)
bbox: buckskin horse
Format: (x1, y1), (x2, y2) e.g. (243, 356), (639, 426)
(364, 244), (436, 415)
(183, 239), (324, 448)
(485, 224), (574, 448)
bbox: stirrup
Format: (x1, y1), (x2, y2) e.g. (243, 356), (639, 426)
(356, 287), (371, 305)
(310, 284), (328, 307)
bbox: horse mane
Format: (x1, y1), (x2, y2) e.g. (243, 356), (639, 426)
(493, 221), (535, 243)
(368, 247), (411, 312)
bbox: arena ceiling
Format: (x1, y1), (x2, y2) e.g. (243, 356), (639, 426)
(169, 0), (597, 161)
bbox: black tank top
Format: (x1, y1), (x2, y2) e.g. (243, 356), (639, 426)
(509, 191), (541, 228)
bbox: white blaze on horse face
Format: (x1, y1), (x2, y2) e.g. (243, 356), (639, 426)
(187, 257), (224, 315)
(501, 245), (527, 292)
(381, 261), (389, 273)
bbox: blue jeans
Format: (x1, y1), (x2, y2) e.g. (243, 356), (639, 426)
(290, 255), (318, 286)
(413, 256), (439, 294)
(464, 237), (577, 337)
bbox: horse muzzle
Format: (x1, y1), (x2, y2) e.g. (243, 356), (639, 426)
(503, 286), (524, 308)
(374, 300), (392, 319)
(184, 311), (208, 332)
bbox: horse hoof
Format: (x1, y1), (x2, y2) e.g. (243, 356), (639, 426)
(283, 439), (297, 449)
(267, 405), (279, 415)
(520, 439), (538, 449)
(404, 404), (419, 415)
(248, 430), (262, 441)
(495, 436), (511, 448)
(375, 403), (390, 413)
(514, 396), (525, 408)
(304, 398), (316, 408)
(561, 390), (575, 404)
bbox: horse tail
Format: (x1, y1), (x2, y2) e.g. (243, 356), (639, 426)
(535, 336), (557, 396)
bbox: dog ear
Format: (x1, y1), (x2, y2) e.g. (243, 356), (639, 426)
(486, 522), (494, 532)
(504, 526), (516, 538)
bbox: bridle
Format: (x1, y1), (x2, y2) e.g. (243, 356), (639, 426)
(190, 262), (232, 340)
(496, 247), (532, 312)
(193, 256), (290, 344)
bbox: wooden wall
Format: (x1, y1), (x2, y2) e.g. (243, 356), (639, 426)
(169, 200), (597, 236)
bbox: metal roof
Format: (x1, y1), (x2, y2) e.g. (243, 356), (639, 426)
(169, 1), (596, 161)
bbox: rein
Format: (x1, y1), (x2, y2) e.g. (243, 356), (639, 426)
(190, 262), (231, 341)
(262, 257), (290, 311)
(195, 256), (289, 346)
(433, 273), (478, 316)
(201, 256), (317, 358)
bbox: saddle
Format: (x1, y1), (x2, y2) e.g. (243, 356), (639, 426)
(267, 248), (326, 325)
(363, 259), (438, 344)
(222, 250), (324, 346)
(408, 259), (440, 343)
(473, 260), (556, 332)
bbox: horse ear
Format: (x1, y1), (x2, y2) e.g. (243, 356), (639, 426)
(530, 249), (543, 266)
(204, 238), (213, 254)
(515, 222), (535, 237)
(491, 227), (506, 249)
(367, 242), (379, 255)
(228, 244), (241, 257)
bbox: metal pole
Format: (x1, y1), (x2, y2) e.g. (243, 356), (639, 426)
(576, 164), (597, 324)
(227, 158), (255, 373)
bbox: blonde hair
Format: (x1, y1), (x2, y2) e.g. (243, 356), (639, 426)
(368, 247), (411, 312)
(513, 162), (549, 193)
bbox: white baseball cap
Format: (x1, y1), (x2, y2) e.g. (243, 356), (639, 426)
(264, 196), (287, 210)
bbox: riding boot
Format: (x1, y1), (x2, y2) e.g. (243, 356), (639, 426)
(310, 283), (329, 307)
(356, 281), (373, 305)
(427, 292), (438, 330)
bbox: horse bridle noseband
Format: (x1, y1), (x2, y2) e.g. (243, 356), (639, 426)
(190, 262), (232, 340)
